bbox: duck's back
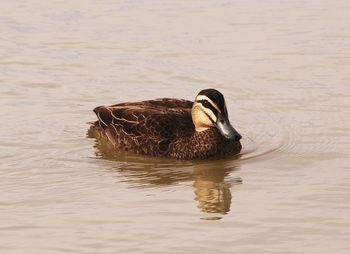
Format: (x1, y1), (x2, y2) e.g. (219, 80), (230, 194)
(91, 98), (195, 157)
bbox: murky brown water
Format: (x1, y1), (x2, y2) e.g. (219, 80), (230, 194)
(1, 0), (350, 253)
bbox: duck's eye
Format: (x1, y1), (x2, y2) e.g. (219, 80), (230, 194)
(202, 100), (210, 108)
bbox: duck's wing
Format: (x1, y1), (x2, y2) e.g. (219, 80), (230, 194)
(92, 100), (194, 156)
(111, 98), (193, 110)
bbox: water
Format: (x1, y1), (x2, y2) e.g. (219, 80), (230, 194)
(1, 0), (350, 253)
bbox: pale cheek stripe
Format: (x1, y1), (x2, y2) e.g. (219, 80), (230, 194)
(199, 104), (217, 124)
(195, 95), (221, 113)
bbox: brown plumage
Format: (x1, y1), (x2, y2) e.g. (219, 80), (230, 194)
(89, 89), (242, 159)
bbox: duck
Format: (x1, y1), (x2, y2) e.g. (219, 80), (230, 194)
(89, 88), (242, 159)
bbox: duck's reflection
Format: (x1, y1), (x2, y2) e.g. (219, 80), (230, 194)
(193, 165), (239, 215)
(89, 134), (242, 215)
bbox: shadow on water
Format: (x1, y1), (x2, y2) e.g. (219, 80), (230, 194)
(88, 129), (242, 217)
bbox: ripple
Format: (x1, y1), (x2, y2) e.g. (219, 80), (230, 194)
(238, 117), (294, 163)
(20, 82), (61, 89)
(0, 61), (41, 66)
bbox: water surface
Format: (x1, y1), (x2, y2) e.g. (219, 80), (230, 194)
(1, 0), (350, 253)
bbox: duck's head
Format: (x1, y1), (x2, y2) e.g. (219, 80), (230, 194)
(192, 88), (242, 141)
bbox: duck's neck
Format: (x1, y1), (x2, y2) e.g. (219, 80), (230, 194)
(195, 126), (211, 132)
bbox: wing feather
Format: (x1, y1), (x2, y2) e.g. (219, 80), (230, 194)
(93, 99), (194, 156)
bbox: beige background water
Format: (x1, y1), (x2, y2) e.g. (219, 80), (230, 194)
(1, 0), (350, 253)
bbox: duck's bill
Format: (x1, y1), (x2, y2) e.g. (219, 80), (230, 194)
(216, 114), (242, 141)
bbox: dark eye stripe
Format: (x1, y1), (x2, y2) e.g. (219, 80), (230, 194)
(199, 99), (219, 116)
(199, 107), (215, 124)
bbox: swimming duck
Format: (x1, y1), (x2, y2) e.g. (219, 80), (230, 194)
(89, 88), (242, 159)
